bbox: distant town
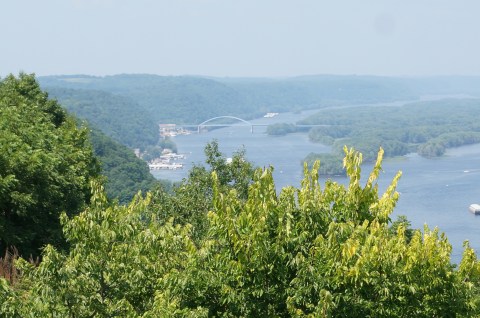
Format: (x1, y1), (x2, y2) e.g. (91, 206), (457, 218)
(159, 124), (192, 137)
(148, 151), (185, 170)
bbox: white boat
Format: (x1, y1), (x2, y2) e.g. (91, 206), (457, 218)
(263, 112), (279, 118)
(469, 204), (480, 215)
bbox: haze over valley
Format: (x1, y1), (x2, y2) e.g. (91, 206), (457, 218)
(3, 1), (480, 316)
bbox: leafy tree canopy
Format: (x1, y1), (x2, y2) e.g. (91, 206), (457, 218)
(151, 140), (255, 241)
(2, 147), (480, 317)
(0, 74), (99, 257)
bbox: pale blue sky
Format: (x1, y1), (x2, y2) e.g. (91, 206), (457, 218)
(2, 0), (479, 77)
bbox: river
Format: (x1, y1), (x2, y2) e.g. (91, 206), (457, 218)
(152, 103), (480, 264)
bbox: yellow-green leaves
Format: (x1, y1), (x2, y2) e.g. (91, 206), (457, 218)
(2, 145), (480, 317)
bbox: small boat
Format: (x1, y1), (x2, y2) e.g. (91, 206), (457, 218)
(469, 204), (480, 215)
(263, 112), (279, 118)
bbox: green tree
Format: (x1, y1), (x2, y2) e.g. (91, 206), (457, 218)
(304, 152), (345, 176)
(0, 181), (204, 317)
(1, 147), (480, 317)
(152, 140), (256, 241)
(0, 74), (99, 257)
(174, 147), (480, 316)
(389, 215), (414, 243)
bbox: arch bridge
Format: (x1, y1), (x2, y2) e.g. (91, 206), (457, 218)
(176, 116), (330, 134)
(197, 116), (260, 133)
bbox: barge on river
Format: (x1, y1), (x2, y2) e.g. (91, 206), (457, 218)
(149, 163), (183, 170)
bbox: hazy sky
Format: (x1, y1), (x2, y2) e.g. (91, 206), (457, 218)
(2, 0), (480, 77)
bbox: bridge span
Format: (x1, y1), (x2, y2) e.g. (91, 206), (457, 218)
(175, 116), (258, 133)
(177, 115), (329, 134)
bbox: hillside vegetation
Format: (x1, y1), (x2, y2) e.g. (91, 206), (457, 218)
(40, 74), (480, 130)
(0, 74), (99, 256)
(0, 74), (166, 258)
(43, 83), (169, 204)
(301, 98), (480, 175)
(47, 87), (159, 149)
(40, 75), (252, 124)
(90, 128), (169, 204)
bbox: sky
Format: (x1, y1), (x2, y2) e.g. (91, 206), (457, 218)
(1, 0), (480, 77)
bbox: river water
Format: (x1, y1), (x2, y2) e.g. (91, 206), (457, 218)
(152, 105), (480, 264)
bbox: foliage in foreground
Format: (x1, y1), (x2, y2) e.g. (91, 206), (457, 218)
(0, 74), (99, 257)
(1, 148), (480, 317)
(303, 152), (346, 176)
(0, 73), (167, 259)
(151, 140), (256, 242)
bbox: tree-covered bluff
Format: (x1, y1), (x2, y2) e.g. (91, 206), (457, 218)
(0, 74), (100, 257)
(40, 86), (175, 202)
(39, 75), (256, 125)
(38, 74), (480, 129)
(0, 74), (166, 257)
(45, 87), (159, 150)
(44, 79), (170, 205)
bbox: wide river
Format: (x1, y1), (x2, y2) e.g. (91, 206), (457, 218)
(152, 103), (480, 264)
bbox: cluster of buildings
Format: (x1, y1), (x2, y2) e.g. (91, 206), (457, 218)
(159, 124), (191, 137)
(148, 151), (186, 170)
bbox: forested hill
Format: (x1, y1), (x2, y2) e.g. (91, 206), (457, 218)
(44, 87), (159, 149)
(40, 75), (252, 124)
(40, 74), (480, 128)
(301, 98), (480, 175)
(215, 75), (418, 109)
(39, 74), (416, 124)
(218, 75), (480, 106)
(89, 128), (167, 204)
(42, 87), (165, 203)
